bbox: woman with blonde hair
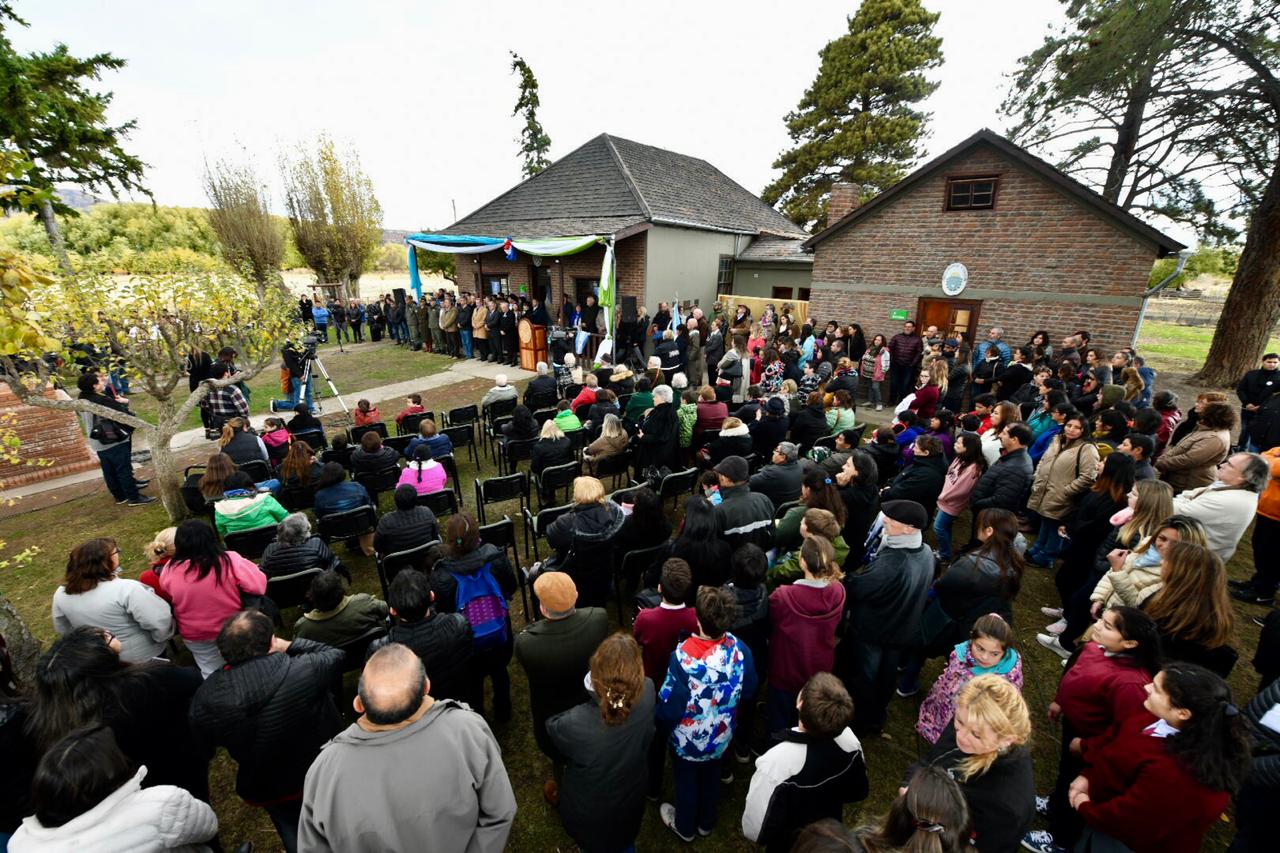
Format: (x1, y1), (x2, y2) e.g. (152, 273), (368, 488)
(139, 526), (177, 602)
(1144, 541), (1238, 677)
(585, 413), (630, 472)
(531, 417), (573, 476)
(546, 633), (656, 853)
(904, 674), (1034, 853)
(544, 477), (626, 606)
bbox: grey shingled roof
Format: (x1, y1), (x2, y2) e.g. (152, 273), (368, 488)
(736, 235), (812, 264)
(441, 133), (806, 240)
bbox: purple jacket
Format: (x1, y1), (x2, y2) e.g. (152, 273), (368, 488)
(888, 333), (923, 369)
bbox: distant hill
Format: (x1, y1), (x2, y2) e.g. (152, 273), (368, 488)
(55, 186), (102, 211)
(382, 228), (413, 245)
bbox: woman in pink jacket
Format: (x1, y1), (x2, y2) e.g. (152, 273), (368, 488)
(932, 432), (987, 562)
(160, 520), (267, 677)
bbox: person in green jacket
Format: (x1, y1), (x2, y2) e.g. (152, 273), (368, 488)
(554, 400), (583, 433)
(624, 377), (655, 426)
(769, 506), (849, 589)
(676, 389), (698, 448)
(213, 471), (289, 535)
(293, 569), (390, 646)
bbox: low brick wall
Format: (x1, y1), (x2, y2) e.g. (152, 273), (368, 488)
(0, 383), (98, 490)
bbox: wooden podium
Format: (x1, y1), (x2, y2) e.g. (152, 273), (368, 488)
(518, 319), (548, 371)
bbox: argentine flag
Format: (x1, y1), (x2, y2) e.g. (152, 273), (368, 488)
(669, 299), (683, 331)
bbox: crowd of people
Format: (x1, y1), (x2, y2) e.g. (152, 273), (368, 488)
(7, 304), (1280, 853)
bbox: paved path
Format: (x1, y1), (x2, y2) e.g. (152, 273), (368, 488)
(0, 359), (534, 502)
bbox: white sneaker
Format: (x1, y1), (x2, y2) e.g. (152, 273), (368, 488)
(1040, 606), (1063, 618)
(875, 404), (884, 411)
(1045, 618), (1068, 635)
(659, 803), (694, 842)
(1022, 829), (1065, 853)
(1036, 633), (1072, 659)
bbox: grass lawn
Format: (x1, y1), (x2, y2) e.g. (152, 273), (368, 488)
(1138, 321), (1280, 378)
(2, 331), (1266, 851)
(126, 339), (454, 431)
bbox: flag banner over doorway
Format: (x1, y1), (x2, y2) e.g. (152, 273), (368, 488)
(405, 233), (605, 297)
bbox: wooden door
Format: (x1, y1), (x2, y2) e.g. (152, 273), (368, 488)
(917, 297), (981, 347)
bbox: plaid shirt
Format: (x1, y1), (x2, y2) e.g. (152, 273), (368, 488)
(207, 385), (249, 421)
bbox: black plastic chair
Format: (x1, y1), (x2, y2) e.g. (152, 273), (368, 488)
(615, 392), (633, 412)
(317, 505), (378, 544)
(293, 430), (327, 451)
(384, 435), (413, 456)
(236, 459), (272, 483)
(223, 523), (280, 560)
(376, 539), (441, 598)
(334, 624), (389, 674)
(615, 541), (671, 622)
(501, 438), (537, 476)
(850, 423), (869, 447)
(564, 383), (583, 402)
(445, 404), (479, 429)
(265, 566), (324, 612)
(417, 489), (459, 518)
(589, 451), (632, 490)
(656, 467), (699, 507)
(321, 446), (353, 470)
(434, 453), (463, 504)
(397, 412), (434, 436)
(442, 424), (477, 464)
(278, 483), (316, 512)
(525, 388), (557, 411)
(482, 398), (518, 453)
(521, 501), (574, 564)
(744, 452), (761, 475)
(348, 422), (389, 444)
(478, 515), (527, 619)
(566, 429), (590, 460)
(812, 434), (838, 452)
(773, 499), (802, 522)
(609, 486), (640, 506)
(485, 416), (514, 462)
(534, 459), (581, 509)
(474, 473), (528, 525)
(355, 466), (402, 506)
(532, 407), (558, 429)
(181, 467), (213, 516)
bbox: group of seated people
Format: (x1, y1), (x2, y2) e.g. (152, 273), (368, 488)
(6, 337), (1279, 853)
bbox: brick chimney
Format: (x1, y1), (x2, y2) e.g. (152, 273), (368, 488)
(827, 182), (862, 223)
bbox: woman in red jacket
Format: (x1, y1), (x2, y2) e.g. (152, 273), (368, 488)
(1070, 663), (1251, 853)
(1024, 606), (1161, 853)
(909, 360), (947, 421)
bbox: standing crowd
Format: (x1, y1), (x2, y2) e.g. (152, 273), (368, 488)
(6, 300), (1280, 853)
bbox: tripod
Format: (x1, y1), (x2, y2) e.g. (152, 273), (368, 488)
(301, 353), (349, 417)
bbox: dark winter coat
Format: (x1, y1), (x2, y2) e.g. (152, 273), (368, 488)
(789, 404), (830, 453)
(707, 426), (753, 464)
(372, 506), (440, 555)
(865, 441), (901, 488)
(905, 720), (1035, 853)
(882, 453), (947, 516)
(190, 638), (345, 803)
(259, 535), (348, 581)
(844, 541), (933, 648)
(515, 607), (611, 760)
(637, 402), (680, 472)
(714, 482), (776, 550)
(970, 447), (1033, 512)
(369, 611), (475, 702)
(749, 415), (790, 457)
(531, 436), (574, 475)
(430, 543), (519, 614)
(838, 480), (880, 569)
(546, 681), (657, 853)
(749, 460), (804, 511)
(547, 501), (627, 606)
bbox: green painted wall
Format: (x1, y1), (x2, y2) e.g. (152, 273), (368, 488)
(731, 262), (813, 299)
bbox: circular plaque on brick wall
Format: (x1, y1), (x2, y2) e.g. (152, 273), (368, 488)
(942, 263), (968, 296)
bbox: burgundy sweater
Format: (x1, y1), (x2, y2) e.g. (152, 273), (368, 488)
(767, 582), (845, 694)
(1078, 713), (1229, 853)
(1055, 643), (1152, 739)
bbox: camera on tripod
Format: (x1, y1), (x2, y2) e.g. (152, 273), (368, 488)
(299, 335), (319, 360)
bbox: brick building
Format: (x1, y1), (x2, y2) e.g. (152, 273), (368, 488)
(803, 129), (1185, 352)
(437, 133), (812, 312)
(0, 384), (97, 490)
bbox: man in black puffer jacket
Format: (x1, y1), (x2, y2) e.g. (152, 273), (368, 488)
(970, 423), (1034, 513)
(881, 436), (947, 516)
(369, 568), (474, 704)
(190, 609), (344, 853)
(259, 512), (349, 581)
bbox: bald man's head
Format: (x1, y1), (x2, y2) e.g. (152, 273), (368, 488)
(357, 643), (427, 725)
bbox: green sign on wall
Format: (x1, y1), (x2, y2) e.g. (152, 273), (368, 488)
(890, 309), (909, 321)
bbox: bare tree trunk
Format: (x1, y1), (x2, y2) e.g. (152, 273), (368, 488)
(151, 428), (185, 522)
(38, 198), (75, 278)
(1195, 158), (1280, 386)
(0, 594), (43, 688)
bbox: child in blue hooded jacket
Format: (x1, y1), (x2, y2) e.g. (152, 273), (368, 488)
(655, 585), (757, 842)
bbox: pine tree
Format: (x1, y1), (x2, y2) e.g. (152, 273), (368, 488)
(762, 0), (942, 230)
(510, 52), (552, 179)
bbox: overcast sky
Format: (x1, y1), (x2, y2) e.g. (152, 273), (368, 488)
(13, 0), (1081, 233)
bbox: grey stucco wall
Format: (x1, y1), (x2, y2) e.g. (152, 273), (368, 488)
(644, 225), (737, 311)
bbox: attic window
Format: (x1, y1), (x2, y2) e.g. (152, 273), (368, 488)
(946, 176), (998, 210)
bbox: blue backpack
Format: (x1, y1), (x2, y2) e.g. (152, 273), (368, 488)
(450, 562), (509, 649)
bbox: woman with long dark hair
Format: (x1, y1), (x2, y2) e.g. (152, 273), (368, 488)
(52, 538), (173, 664)
(75, 372), (154, 507)
(1069, 664), (1250, 853)
(1026, 329), (1054, 366)
(431, 513), (518, 721)
(501, 404), (539, 441)
(835, 449), (881, 570)
(663, 495), (732, 592)
(933, 431), (987, 562)
(1026, 412), (1100, 568)
(614, 486), (673, 557)
(158, 520), (267, 676)
(23, 627), (209, 801)
(775, 469), (848, 553)
(1041, 454), (1137, 657)
(1142, 542), (1238, 677)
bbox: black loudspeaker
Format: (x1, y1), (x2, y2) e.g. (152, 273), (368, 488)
(393, 288), (406, 307)
(621, 296), (637, 324)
